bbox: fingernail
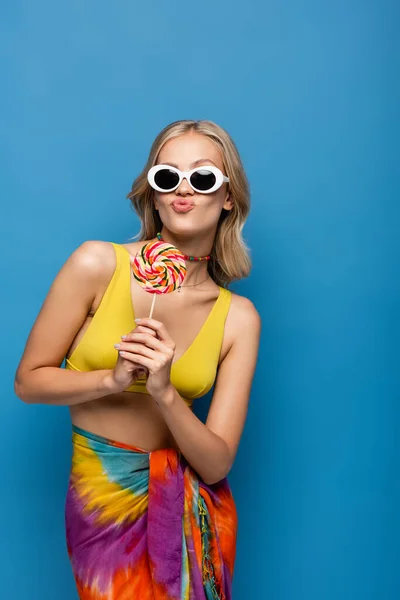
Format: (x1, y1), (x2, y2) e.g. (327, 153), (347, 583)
(134, 318), (141, 323)
(114, 343), (120, 349)
(121, 335), (127, 339)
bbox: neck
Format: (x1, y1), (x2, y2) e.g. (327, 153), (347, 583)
(158, 228), (213, 286)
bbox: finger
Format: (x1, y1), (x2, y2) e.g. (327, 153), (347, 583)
(118, 353), (148, 374)
(134, 318), (174, 346)
(121, 325), (157, 341)
(134, 324), (157, 336)
(118, 342), (158, 361)
(125, 332), (173, 355)
(118, 351), (153, 371)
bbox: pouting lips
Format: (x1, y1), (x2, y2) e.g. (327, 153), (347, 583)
(171, 203), (194, 213)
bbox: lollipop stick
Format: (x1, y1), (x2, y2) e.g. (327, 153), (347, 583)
(149, 294), (157, 319)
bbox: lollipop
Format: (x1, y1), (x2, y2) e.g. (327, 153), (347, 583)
(131, 239), (187, 318)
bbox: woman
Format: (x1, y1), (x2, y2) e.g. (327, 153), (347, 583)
(14, 119), (261, 599)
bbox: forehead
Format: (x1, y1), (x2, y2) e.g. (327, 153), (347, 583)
(157, 132), (224, 170)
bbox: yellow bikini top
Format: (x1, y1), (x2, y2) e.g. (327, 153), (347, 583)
(64, 242), (232, 407)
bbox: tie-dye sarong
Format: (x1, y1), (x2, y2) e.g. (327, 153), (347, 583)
(65, 424), (238, 599)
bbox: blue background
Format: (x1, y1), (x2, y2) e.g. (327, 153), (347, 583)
(1, 1), (399, 598)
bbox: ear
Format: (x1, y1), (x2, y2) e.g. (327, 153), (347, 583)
(223, 192), (233, 211)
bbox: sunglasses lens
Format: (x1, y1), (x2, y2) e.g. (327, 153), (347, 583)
(190, 169), (217, 191)
(154, 168), (180, 190)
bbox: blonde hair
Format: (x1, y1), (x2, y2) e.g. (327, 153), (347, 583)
(126, 119), (251, 288)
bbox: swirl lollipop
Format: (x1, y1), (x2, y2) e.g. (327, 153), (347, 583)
(131, 239), (187, 318)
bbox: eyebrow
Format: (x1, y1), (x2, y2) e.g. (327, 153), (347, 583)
(160, 158), (218, 168)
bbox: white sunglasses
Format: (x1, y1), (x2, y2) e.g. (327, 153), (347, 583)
(147, 164), (229, 194)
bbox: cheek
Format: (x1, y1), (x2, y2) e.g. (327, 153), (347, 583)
(203, 190), (226, 208)
(154, 192), (173, 206)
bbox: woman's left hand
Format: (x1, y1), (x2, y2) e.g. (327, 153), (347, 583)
(117, 318), (175, 400)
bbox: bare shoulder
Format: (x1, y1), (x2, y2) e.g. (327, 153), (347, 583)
(227, 289), (261, 337)
(73, 239), (117, 276)
(218, 289), (261, 364)
(229, 290), (261, 324)
(66, 239), (126, 289)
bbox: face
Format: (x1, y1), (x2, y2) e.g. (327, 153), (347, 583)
(152, 131), (233, 236)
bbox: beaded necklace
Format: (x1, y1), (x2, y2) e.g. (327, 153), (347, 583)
(156, 232), (211, 261)
(156, 232), (211, 292)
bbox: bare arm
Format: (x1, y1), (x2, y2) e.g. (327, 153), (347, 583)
(14, 241), (117, 405)
(151, 296), (261, 485)
(15, 367), (116, 406)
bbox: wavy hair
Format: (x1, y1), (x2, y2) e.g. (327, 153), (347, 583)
(126, 119), (251, 288)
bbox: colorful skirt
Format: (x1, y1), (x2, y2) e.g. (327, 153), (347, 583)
(65, 425), (238, 599)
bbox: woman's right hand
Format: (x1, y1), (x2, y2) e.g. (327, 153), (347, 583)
(105, 324), (157, 394)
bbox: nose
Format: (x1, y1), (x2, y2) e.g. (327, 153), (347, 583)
(175, 176), (194, 197)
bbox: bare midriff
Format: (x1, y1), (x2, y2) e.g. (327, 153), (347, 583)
(69, 390), (184, 452)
